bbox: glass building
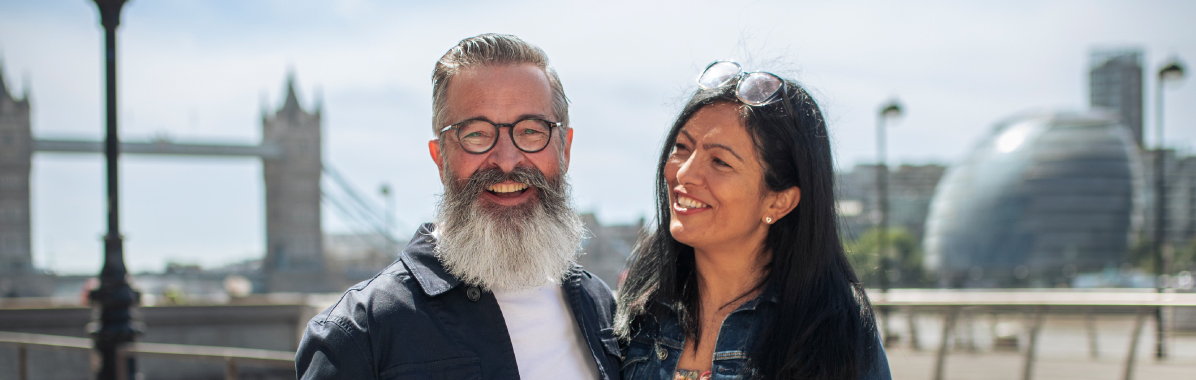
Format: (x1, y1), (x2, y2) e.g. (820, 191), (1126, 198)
(923, 111), (1143, 287)
(1090, 48), (1143, 147)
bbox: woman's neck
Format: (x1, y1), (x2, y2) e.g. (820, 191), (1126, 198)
(692, 243), (769, 311)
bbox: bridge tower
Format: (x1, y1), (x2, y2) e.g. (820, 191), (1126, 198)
(0, 65), (52, 296)
(261, 76), (331, 292)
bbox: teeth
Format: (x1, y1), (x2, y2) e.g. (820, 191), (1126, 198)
(677, 195), (709, 209)
(488, 182), (529, 193)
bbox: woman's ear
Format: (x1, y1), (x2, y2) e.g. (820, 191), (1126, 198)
(766, 186), (801, 222)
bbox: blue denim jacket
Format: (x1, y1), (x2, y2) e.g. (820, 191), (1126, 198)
(621, 294), (891, 380)
(296, 223), (623, 379)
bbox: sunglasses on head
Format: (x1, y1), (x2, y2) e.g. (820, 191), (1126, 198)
(696, 61), (786, 106)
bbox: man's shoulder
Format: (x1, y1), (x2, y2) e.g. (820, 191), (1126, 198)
(311, 259), (423, 328)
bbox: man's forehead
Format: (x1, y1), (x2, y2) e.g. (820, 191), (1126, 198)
(444, 64), (555, 121)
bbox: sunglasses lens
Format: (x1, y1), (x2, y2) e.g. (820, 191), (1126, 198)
(697, 61), (741, 89)
(737, 72), (783, 105)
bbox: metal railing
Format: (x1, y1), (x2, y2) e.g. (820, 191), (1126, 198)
(0, 331), (294, 380)
(869, 290), (1196, 380)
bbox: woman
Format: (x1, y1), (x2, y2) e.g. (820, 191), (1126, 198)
(617, 61), (891, 380)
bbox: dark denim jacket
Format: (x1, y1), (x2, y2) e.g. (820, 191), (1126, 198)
(621, 294), (891, 380)
(296, 223), (623, 380)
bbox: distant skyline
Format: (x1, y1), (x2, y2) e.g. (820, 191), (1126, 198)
(1, 0), (1193, 274)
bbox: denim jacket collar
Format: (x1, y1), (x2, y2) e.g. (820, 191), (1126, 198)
(651, 285), (781, 316)
(398, 223), (462, 297)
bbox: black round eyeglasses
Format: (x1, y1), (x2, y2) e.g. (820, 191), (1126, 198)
(439, 117), (562, 154)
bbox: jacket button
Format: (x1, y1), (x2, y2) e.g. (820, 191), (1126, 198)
(656, 345), (667, 361)
(466, 286), (481, 301)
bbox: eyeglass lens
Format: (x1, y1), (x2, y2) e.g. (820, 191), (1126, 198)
(737, 73), (783, 106)
(457, 119), (553, 153)
(697, 61), (742, 89)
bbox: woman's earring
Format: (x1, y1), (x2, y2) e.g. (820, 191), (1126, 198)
(765, 217), (773, 224)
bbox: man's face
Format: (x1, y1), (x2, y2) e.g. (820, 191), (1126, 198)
(429, 64), (573, 209)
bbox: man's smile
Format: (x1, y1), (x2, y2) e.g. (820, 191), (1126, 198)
(482, 180), (535, 204)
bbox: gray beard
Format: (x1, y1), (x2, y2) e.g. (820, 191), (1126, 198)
(433, 165), (586, 292)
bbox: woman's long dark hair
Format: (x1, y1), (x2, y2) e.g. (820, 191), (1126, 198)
(616, 77), (878, 380)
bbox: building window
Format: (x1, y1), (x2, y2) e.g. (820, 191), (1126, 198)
(0, 174), (22, 189)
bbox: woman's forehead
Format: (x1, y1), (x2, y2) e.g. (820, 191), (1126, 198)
(681, 103), (753, 145)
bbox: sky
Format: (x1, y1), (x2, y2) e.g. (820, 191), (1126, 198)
(1, 0), (1194, 274)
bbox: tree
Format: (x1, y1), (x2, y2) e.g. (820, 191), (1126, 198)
(845, 227), (926, 288)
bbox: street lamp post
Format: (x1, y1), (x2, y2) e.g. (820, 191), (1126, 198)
(877, 100), (903, 292)
(88, 1), (140, 379)
(876, 100), (902, 346)
(1153, 57), (1185, 360)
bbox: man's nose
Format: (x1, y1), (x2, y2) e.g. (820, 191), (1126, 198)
(486, 127), (525, 173)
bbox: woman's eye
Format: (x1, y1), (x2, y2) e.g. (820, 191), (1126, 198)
(713, 158), (731, 168)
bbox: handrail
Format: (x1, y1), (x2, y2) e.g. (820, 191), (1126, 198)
(0, 331), (92, 350)
(121, 341), (294, 365)
(0, 331), (294, 380)
(868, 289), (1196, 307)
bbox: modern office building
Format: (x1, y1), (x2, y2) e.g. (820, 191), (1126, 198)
(922, 111), (1143, 287)
(836, 164), (947, 244)
(1089, 48), (1144, 147)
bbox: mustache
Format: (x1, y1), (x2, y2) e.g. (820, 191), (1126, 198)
(455, 166), (565, 201)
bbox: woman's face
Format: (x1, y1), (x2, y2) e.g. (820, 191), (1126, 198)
(665, 102), (790, 253)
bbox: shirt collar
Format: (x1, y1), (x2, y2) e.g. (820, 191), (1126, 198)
(399, 223), (462, 297)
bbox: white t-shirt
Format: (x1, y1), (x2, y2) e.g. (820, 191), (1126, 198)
(493, 283), (601, 380)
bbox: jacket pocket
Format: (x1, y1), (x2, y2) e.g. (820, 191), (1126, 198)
(621, 338), (654, 379)
(380, 356), (482, 380)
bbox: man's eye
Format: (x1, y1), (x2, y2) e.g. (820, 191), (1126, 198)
(463, 131), (484, 139)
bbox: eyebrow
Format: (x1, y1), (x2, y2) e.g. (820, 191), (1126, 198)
(703, 143), (743, 161)
(678, 129), (744, 162)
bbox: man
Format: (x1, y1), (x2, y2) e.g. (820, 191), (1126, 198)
(295, 34), (621, 380)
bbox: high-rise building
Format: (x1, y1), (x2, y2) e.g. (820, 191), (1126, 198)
(1089, 48), (1144, 147)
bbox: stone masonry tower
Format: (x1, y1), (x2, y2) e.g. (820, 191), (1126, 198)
(0, 67), (32, 274)
(0, 65), (52, 296)
(261, 76), (329, 292)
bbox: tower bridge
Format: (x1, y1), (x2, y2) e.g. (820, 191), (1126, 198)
(0, 72), (383, 295)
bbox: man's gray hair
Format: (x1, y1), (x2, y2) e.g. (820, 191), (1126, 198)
(431, 33), (570, 137)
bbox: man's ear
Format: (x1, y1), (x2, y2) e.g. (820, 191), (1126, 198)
(429, 139), (445, 181)
(561, 128), (574, 172)
(766, 186), (801, 222)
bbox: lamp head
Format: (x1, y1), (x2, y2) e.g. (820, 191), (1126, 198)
(880, 101), (903, 119)
(1159, 59), (1186, 83)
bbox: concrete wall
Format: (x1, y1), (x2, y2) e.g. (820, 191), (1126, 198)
(0, 304), (321, 379)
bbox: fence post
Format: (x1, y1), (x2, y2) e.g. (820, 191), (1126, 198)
(908, 306), (921, 350)
(1122, 307), (1149, 380)
(1086, 307), (1099, 359)
(115, 345), (127, 380)
(1021, 306), (1046, 380)
(225, 357), (238, 380)
(18, 343), (28, 380)
(932, 306), (959, 380)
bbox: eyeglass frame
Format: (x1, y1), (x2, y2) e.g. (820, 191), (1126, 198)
(438, 116), (563, 154)
(697, 61), (789, 107)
